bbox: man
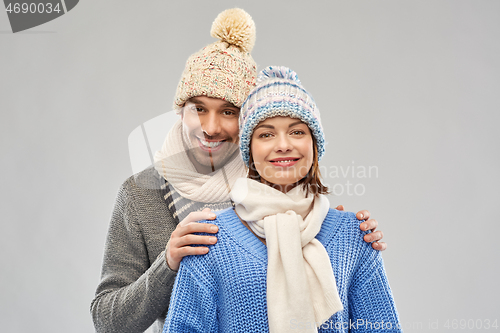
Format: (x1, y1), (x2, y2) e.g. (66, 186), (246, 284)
(91, 8), (386, 333)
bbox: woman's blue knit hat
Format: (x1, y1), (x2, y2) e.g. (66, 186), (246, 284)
(239, 66), (325, 167)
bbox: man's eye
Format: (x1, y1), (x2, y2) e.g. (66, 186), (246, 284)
(187, 105), (204, 113)
(223, 110), (237, 116)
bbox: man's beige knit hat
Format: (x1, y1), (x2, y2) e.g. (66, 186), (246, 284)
(173, 8), (257, 112)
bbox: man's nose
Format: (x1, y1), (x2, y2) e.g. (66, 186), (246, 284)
(201, 113), (221, 138)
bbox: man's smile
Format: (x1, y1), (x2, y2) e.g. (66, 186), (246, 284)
(196, 137), (227, 152)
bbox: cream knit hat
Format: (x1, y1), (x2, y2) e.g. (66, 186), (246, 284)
(173, 8), (257, 111)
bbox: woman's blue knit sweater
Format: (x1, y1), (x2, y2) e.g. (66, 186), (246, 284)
(163, 208), (402, 333)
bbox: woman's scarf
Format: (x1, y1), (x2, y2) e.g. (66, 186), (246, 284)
(231, 178), (343, 332)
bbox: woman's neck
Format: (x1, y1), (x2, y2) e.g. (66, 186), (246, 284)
(260, 178), (299, 194)
(235, 210), (266, 245)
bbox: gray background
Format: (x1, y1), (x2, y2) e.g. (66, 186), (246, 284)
(1, 0), (499, 332)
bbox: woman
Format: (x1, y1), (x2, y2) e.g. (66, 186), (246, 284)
(163, 66), (401, 333)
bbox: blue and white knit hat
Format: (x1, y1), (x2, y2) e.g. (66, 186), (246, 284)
(239, 66), (325, 167)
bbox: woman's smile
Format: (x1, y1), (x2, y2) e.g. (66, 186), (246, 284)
(268, 157), (301, 167)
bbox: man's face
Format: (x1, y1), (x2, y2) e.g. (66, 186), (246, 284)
(181, 96), (240, 174)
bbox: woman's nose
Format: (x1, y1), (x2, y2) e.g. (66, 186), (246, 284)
(274, 135), (293, 153)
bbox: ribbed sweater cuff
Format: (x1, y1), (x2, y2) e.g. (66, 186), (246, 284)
(150, 250), (177, 284)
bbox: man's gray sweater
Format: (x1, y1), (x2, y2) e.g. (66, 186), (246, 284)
(90, 167), (178, 333)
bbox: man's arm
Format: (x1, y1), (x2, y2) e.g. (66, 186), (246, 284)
(336, 206), (387, 251)
(90, 183), (177, 333)
(91, 181), (220, 332)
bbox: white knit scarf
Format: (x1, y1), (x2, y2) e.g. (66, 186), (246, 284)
(154, 120), (247, 203)
(231, 178), (343, 332)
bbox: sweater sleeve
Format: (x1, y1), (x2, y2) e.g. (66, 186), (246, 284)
(163, 257), (218, 333)
(90, 181), (177, 333)
(348, 243), (402, 332)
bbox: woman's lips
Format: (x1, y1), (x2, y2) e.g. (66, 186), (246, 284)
(268, 158), (300, 167)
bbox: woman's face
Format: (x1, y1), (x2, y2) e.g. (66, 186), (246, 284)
(250, 116), (314, 191)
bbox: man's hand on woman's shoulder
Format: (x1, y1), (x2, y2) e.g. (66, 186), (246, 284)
(335, 205), (387, 251)
(165, 208), (219, 271)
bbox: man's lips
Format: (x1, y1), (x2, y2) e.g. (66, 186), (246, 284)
(196, 137), (226, 152)
(268, 157), (301, 167)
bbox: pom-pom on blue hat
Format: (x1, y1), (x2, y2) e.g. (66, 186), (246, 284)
(239, 66), (325, 167)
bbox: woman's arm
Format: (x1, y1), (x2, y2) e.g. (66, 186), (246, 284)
(348, 248), (402, 332)
(163, 257), (218, 333)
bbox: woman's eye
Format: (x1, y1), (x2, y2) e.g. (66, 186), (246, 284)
(259, 133), (272, 138)
(291, 130), (305, 135)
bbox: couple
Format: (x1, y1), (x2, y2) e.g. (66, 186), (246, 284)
(91, 8), (396, 333)
(163, 65), (402, 332)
